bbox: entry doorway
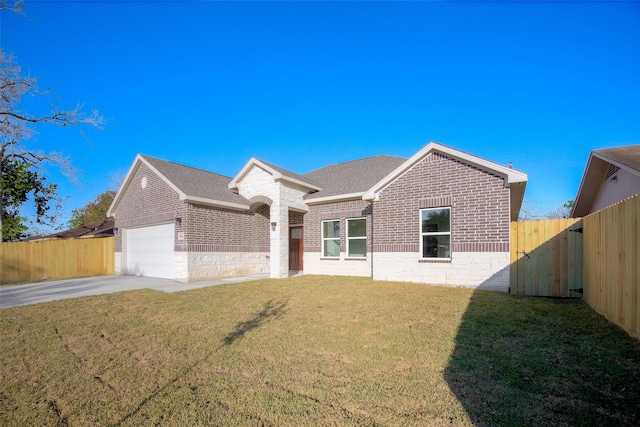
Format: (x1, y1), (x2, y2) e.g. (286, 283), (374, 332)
(289, 226), (303, 271)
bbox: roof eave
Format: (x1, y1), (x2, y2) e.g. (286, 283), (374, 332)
(183, 195), (250, 211)
(571, 153), (611, 218)
(107, 154), (144, 217)
(229, 158), (322, 191)
(304, 192), (364, 205)
(592, 151), (640, 178)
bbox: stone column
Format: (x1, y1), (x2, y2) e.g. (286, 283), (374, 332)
(269, 199), (289, 278)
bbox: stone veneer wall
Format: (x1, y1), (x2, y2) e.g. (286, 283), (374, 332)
(182, 251), (270, 281)
(373, 252), (510, 291)
(372, 152), (512, 289)
(303, 199), (373, 277)
(236, 165), (311, 278)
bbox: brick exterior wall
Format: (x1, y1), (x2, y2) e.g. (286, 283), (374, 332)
(113, 162), (185, 252)
(374, 152), (510, 253)
(304, 199), (373, 253)
(184, 203), (270, 252)
(113, 162), (270, 254)
(288, 210), (305, 225)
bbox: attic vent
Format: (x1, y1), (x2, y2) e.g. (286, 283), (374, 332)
(604, 165), (620, 181)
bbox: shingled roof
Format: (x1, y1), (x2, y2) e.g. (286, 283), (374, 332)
(303, 155), (406, 201)
(30, 219), (114, 241)
(111, 142), (528, 217)
(594, 145), (640, 173)
(108, 155), (252, 216)
(572, 144), (640, 217)
(141, 155), (250, 207)
(256, 158), (322, 189)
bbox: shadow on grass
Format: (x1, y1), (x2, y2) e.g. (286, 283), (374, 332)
(223, 299), (288, 345)
(444, 290), (640, 426)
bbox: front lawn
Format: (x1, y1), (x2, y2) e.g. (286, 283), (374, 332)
(1, 276), (639, 426)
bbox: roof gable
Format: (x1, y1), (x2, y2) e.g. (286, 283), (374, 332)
(228, 157), (322, 191)
(108, 155), (251, 216)
(362, 142), (528, 220)
(593, 145), (640, 175)
(572, 144), (640, 217)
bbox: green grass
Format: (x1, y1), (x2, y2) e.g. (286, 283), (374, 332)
(1, 276), (639, 426)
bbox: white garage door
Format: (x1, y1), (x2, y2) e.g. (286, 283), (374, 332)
(125, 223), (175, 279)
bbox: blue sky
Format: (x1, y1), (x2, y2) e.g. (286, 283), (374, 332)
(2, 1), (639, 231)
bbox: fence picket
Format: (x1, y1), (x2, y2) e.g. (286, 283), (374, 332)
(0, 237), (114, 284)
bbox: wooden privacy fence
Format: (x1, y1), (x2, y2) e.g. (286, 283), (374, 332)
(510, 218), (583, 297)
(0, 237), (114, 284)
(583, 194), (639, 338)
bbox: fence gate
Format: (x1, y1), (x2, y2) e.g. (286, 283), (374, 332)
(510, 219), (583, 297)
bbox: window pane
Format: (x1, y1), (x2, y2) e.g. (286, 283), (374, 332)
(324, 239), (340, 257)
(323, 220), (340, 238)
(348, 239), (366, 257)
(348, 219), (366, 238)
(422, 235), (451, 258)
(422, 208), (450, 233)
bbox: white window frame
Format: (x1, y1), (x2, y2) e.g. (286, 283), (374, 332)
(346, 217), (367, 259)
(420, 207), (452, 259)
(321, 219), (340, 258)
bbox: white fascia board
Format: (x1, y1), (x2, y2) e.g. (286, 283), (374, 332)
(183, 195), (250, 211)
(140, 156), (188, 200)
(229, 158), (322, 191)
(108, 154), (190, 217)
(363, 141), (528, 200)
(274, 176), (323, 192)
(228, 158), (263, 190)
(107, 154), (147, 217)
(304, 192), (364, 205)
(571, 152), (595, 217)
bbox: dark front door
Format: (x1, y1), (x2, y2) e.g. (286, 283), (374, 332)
(289, 226), (303, 271)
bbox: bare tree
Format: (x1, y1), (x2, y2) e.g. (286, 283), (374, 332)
(518, 201), (542, 221)
(0, 49), (104, 240)
(0, 0), (24, 14)
(544, 200), (575, 219)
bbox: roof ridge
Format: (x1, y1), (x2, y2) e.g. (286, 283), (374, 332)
(303, 154), (406, 175)
(140, 154), (233, 180)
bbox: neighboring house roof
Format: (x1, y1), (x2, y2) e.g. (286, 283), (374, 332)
(108, 154), (252, 216)
(595, 145), (640, 172)
(228, 157), (322, 191)
(303, 155), (407, 203)
(362, 142), (528, 221)
(572, 144), (640, 217)
(30, 219), (114, 241)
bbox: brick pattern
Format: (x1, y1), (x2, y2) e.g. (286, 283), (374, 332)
(185, 203), (270, 252)
(304, 200), (373, 252)
(374, 152), (510, 253)
(113, 162), (185, 252)
(288, 211), (305, 225)
(113, 162), (270, 253)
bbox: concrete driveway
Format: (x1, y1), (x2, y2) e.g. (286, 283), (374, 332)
(0, 273), (269, 309)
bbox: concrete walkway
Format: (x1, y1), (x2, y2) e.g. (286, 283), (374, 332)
(0, 273), (270, 309)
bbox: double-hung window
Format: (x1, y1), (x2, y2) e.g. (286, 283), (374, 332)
(322, 220), (340, 257)
(347, 218), (366, 258)
(420, 207), (451, 259)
